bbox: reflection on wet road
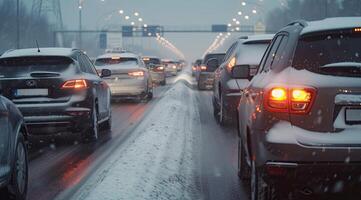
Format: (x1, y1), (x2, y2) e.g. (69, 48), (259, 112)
(27, 81), (173, 200)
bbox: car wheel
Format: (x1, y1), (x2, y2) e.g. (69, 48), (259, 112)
(218, 94), (229, 126)
(238, 138), (251, 180)
(4, 133), (28, 200)
(81, 103), (99, 143)
(102, 110), (112, 131)
(251, 161), (276, 200)
(213, 97), (220, 118)
(160, 80), (166, 86)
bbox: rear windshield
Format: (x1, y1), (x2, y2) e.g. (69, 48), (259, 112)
(95, 57), (138, 66)
(143, 58), (161, 67)
(0, 56), (74, 78)
(203, 54), (225, 72)
(195, 59), (202, 65)
(293, 30), (361, 77)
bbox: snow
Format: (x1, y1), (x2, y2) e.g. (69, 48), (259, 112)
(1, 48), (75, 58)
(321, 62), (361, 68)
(267, 121), (361, 146)
(96, 53), (139, 59)
(335, 94), (361, 105)
(70, 82), (200, 200)
(301, 17), (361, 35)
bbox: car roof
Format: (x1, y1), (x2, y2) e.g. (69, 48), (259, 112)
(301, 17), (361, 35)
(96, 52), (139, 59)
(241, 34), (274, 44)
(1, 48), (77, 58)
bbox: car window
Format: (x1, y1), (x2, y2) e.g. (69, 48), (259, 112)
(260, 35), (283, 72)
(271, 35), (289, 71)
(82, 54), (98, 75)
(95, 57), (138, 66)
(223, 42), (238, 62)
(293, 31), (361, 77)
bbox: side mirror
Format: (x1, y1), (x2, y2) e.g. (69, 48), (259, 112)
(232, 65), (251, 79)
(100, 69), (111, 78)
(206, 58), (219, 69)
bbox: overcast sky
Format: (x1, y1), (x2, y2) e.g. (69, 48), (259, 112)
(58, 0), (280, 60)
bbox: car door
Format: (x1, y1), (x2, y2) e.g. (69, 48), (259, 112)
(214, 42), (238, 102)
(0, 97), (10, 173)
(78, 53), (107, 120)
(239, 35), (284, 156)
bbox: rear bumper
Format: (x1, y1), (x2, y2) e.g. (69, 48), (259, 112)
(252, 121), (361, 167)
(150, 72), (165, 83)
(20, 107), (92, 135)
(198, 73), (215, 89)
(106, 79), (147, 97)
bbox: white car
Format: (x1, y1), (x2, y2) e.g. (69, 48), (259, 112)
(94, 52), (153, 101)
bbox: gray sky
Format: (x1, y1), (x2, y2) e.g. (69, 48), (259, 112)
(59, 0), (279, 60)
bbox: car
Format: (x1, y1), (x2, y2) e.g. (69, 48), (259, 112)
(192, 59), (202, 77)
(142, 56), (166, 86)
(197, 53), (225, 90)
(0, 95), (28, 200)
(94, 52), (153, 101)
(213, 34), (273, 125)
(237, 17), (361, 200)
(162, 59), (178, 76)
(0, 48), (112, 142)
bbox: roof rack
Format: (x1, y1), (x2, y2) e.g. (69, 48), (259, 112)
(287, 20), (308, 27)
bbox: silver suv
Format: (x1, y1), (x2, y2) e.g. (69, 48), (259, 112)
(237, 17), (361, 199)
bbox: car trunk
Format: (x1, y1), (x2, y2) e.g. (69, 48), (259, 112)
(289, 30), (361, 132)
(0, 56), (77, 104)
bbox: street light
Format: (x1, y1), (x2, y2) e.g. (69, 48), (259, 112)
(16, 0), (20, 49)
(78, 0), (83, 49)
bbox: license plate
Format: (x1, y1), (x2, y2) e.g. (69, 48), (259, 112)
(345, 108), (361, 124)
(15, 89), (48, 97)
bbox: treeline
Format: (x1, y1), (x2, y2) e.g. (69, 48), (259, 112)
(0, 0), (53, 53)
(265, 0), (361, 32)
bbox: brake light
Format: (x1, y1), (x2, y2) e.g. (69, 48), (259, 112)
(264, 86), (316, 114)
(172, 65), (177, 69)
(157, 66), (164, 70)
(192, 66), (196, 70)
(61, 79), (88, 89)
(227, 57), (236, 71)
(128, 71), (144, 77)
(200, 65), (207, 71)
(354, 28), (361, 32)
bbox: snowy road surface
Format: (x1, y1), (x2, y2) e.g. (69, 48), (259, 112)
(27, 73), (247, 200)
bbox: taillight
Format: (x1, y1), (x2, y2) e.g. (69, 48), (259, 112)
(156, 66), (164, 70)
(61, 79), (88, 89)
(172, 65), (177, 69)
(200, 65), (207, 71)
(227, 57), (236, 71)
(128, 71), (144, 77)
(264, 86), (316, 114)
(192, 66), (196, 71)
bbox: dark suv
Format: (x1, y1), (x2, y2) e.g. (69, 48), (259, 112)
(197, 53), (225, 90)
(237, 18), (361, 199)
(213, 35), (273, 125)
(0, 48), (112, 142)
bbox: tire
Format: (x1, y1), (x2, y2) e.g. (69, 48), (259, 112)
(238, 138), (251, 180)
(160, 79), (166, 86)
(198, 81), (204, 90)
(218, 94), (229, 126)
(251, 161), (277, 200)
(4, 133), (28, 200)
(102, 110), (112, 131)
(81, 103), (99, 143)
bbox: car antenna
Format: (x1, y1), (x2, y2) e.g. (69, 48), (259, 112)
(36, 40), (41, 53)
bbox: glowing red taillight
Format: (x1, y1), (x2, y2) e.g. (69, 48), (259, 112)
(264, 86), (316, 114)
(200, 65), (207, 71)
(128, 71), (144, 77)
(61, 79), (88, 89)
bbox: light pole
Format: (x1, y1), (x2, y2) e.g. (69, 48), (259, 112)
(16, 0), (20, 49)
(78, 1), (83, 49)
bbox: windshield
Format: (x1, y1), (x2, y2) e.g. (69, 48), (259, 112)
(0, 56), (73, 78)
(94, 57), (138, 66)
(293, 31), (361, 76)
